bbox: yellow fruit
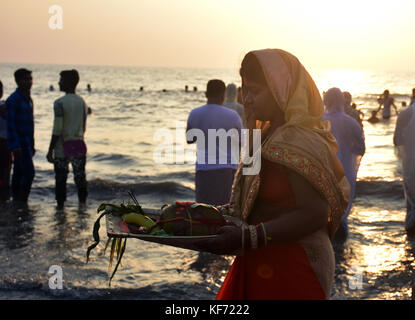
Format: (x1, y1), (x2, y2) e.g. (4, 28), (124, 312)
(122, 213), (161, 233)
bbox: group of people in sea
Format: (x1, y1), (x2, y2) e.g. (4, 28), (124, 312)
(0, 68), (89, 210)
(1, 48), (415, 300)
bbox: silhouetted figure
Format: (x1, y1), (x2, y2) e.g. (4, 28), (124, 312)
(0, 80), (12, 204)
(162, 89), (167, 92)
(87, 84), (91, 92)
(193, 86), (198, 92)
(223, 83), (246, 127)
(343, 91), (363, 127)
(49, 85), (54, 91)
(185, 85), (189, 92)
(139, 86), (144, 91)
(377, 90), (398, 119)
(237, 86), (243, 105)
(186, 79), (241, 205)
(351, 102), (365, 122)
(402, 101), (407, 108)
(410, 88), (415, 106)
(323, 87), (365, 240)
(367, 110), (380, 124)
(87, 107), (92, 115)
(5, 68), (35, 205)
(393, 101), (415, 233)
(47, 70), (88, 210)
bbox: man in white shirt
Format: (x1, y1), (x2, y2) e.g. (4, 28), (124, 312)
(186, 79), (242, 205)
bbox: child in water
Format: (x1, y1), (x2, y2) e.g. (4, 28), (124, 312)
(368, 110), (380, 124)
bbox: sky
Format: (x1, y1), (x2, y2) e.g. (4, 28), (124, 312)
(1, 0), (415, 71)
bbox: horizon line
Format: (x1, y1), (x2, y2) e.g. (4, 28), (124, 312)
(1, 60), (413, 74)
(0, 60), (238, 71)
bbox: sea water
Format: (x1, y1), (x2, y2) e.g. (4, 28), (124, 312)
(0, 64), (413, 299)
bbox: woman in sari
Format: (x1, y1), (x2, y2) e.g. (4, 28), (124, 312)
(195, 49), (350, 300)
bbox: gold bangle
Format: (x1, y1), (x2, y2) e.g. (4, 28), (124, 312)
(248, 225), (258, 249)
(260, 222), (268, 246)
(218, 205), (228, 215)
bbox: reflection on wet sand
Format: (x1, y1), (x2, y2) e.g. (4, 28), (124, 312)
(331, 205), (415, 299)
(0, 205), (34, 250)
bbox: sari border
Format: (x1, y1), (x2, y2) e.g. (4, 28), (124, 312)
(261, 142), (347, 237)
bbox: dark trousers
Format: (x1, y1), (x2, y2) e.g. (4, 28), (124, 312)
(54, 156), (88, 204)
(11, 147), (35, 202)
(0, 138), (12, 202)
(195, 168), (236, 206)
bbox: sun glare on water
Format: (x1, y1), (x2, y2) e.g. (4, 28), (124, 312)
(312, 69), (371, 96)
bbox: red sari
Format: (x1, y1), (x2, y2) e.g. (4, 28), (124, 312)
(217, 160), (326, 300)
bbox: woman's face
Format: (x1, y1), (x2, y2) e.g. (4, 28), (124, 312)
(242, 77), (281, 122)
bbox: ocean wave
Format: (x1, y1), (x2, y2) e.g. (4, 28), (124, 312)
(89, 153), (137, 165)
(141, 171), (194, 183)
(28, 176), (406, 202)
(95, 116), (133, 121)
(356, 93), (412, 100)
(356, 179), (404, 199)
(87, 178), (194, 200)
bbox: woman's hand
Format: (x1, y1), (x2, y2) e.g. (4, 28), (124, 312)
(193, 224), (242, 255)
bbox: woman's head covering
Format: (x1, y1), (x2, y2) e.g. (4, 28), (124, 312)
(230, 49), (350, 238)
(324, 87), (345, 113)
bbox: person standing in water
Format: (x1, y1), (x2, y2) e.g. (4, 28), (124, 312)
(223, 83), (246, 128)
(5, 69), (35, 205)
(0, 80), (12, 204)
(186, 79), (242, 206)
(47, 70), (88, 210)
(377, 90), (398, 119)
(393, 102), (415, 233)
(343, 91), (363, 127)
(323, 88), (366, 240)
(410, 88), (415, 106)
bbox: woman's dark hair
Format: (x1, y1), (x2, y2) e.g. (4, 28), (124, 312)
(239, 53), (267, 85)
(60, 69), (80, 89)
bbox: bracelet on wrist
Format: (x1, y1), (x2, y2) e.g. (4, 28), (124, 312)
(243, 223), (271, 250)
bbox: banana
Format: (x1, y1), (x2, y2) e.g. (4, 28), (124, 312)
(122, 212), (160, 232)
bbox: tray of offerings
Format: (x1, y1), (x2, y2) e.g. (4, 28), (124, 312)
(105, 208), (246, 252)
(105, 210), (217, 252)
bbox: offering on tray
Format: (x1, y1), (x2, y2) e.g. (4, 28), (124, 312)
(85, 192), (238, 285)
